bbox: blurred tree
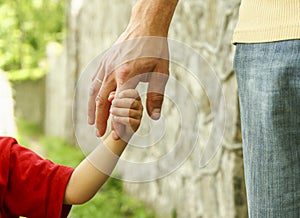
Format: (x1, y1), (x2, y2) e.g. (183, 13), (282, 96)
(0, 0), (65, 80)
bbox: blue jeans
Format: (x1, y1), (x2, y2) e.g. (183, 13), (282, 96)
(234, 40), (300, 217)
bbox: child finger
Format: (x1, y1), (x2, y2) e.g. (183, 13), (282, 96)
(113, 116), (140, 130)
(112, 98), (140, 110)
(110, 107), (142, 119)
(118, 89), (140, 100)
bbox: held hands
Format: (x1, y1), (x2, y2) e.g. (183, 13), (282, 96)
(108, 89), (143, 141)
(88, 37), (169, 139)
(64, 89), (143, 206)
(87, 0), (179, 139)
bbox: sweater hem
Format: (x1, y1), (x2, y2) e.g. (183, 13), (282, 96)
(232, 25), (300, 44)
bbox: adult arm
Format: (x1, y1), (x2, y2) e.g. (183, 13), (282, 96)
(125, 0), (179, 37)
(88, 0), (179, 138)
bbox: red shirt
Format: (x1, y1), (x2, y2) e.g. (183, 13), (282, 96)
(0, 137), (74, 218)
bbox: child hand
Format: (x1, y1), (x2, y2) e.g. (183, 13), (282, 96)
(109, 89), (143, 141)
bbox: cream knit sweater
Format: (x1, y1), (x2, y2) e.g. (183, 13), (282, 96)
(232, 0), (300, 43)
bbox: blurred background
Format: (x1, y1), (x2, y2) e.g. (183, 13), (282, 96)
(0, 0), (248, 217)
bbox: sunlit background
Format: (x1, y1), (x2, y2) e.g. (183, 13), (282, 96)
(0, 1), (247, 218)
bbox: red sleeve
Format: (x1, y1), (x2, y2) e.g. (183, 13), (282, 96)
(0, 137), (74, 218)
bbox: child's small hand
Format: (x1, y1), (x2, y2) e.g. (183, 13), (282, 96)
(109, 89), (143, 141)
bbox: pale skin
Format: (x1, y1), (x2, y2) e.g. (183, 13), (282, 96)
(64, 89), (143, 205)
(88, 0), (179, 139)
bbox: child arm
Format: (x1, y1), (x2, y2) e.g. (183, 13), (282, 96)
(63, 89), (143, 205)
(63, 134), (126, 204)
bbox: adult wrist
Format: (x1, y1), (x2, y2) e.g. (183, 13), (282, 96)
(127, 0), (179, 37)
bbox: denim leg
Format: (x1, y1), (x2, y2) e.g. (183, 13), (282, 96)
(234, 40), (300, 218)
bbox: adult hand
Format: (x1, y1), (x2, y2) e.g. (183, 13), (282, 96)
(88, 0), (178, 139)
(88, 36), (169, 138)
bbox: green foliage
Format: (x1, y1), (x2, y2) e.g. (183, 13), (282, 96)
(39, 136), (85, 168)
(5, 68), (47, 81)
(16, 119), (43, 139)
(0, 0), (65, 81)
(17, 119), (156, 218)
(71, 179), (156, 218)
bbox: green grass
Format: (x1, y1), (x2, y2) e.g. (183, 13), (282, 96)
(17, 119), (156, 218)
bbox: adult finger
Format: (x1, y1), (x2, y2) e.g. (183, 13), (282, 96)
(146, 70), (169, 120)
(95, 75), (117, 137)
(88, 76), (103, 125)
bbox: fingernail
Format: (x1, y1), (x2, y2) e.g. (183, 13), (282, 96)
(151, 109), (161, 120)
(96, 129), (100, 137)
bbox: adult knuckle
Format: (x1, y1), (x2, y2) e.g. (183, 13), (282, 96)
(116, 64), (130, 79)
(89, 86), (98, 96)
(96, 96), (106, 107)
